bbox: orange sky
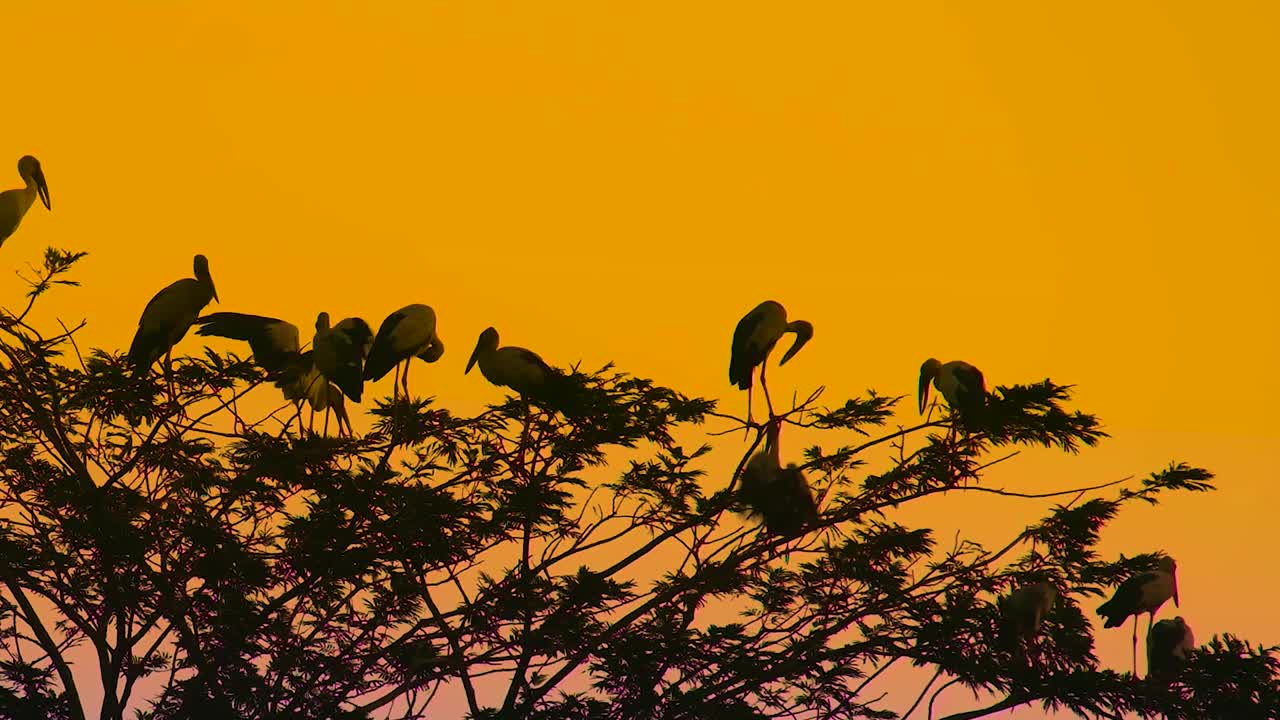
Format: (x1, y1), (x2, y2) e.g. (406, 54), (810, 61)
(4, 2), (1278, 717)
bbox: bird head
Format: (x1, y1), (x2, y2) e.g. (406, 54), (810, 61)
(422, 338), (445, 363)
(315, 312), (331, 333)
(778, 320), (814, 366)
(918, 358), (942, 414)
(193, 254), (218, 303)
(18, 156), (50, 210)
(466, 327), (499, 375)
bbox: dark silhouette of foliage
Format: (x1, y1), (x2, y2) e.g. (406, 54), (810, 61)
(0, 249), (1275, 720)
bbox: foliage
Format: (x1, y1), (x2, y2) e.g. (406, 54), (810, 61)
(0, 249), (1274, 720)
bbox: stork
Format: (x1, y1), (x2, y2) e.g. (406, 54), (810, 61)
(737, 420), (819, 538)
(918, 358), (987, 433)
(0, 155), (51, 249)
(1146, 616), (1194, 682)
(999, 581), (1057, 643)
(465, 326), (557, 400)
(194, 312), (348, 436)
(313, 313), (373, 404)
(1097, 556), (1179, 675)
(127, 255), (219, 395)
(729, 301), (813, 427)
(363, 304), (445, 400)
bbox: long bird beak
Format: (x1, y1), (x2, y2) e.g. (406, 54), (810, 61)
(917, 371), (931, 415)
(778, 322), (813, 366)
(210, 281), (220, 304)
(34, 166), (50, 210)
(465, 344), (480, 375)
(1172, 576), (1179, 607)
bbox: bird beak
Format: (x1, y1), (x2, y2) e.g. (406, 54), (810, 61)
(778, 337), (808, 366)
(1173, 577), (1179, 607)
(34, 166), (50, 210)
(211, 282), (220, 304)
(917, 372), (931, 415)
(465, 345), (479, 375)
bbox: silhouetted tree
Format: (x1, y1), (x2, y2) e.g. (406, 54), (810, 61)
(0, 249), (1275, 720)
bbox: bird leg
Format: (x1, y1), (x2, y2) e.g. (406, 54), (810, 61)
(323, 408), (331, 437)
(308, 408), (316, 437)
(391, 363), (401, 401)
(760, 362), (776, 419)
(1131, 615), (1138, 676)
(403, 359), (412, 399)
(744, 383), (755, 440)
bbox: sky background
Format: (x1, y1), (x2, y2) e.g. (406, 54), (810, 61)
(4, 2), (1278, 717)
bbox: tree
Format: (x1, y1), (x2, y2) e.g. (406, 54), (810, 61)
(0, 248), (1275, 720)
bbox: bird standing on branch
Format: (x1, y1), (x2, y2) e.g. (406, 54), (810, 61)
(127, 254), (219, 397)
(1097, 556), (1179, 675)
(364, 304), (445, 400)
(729, 300), (813, 429)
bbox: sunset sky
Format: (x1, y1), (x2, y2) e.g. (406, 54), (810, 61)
(4, 2), (1278, 717)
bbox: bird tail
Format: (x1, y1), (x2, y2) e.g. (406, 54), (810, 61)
(126, 331), (165, 377)
(1095, 599), (1126, 628)
(728, 357), (753, 390)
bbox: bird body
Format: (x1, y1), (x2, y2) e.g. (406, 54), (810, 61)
(1097, 557), (1179, 628)
(999, 581), (1057, 643)
(729, 301), (813, 390)
(918, 358), (987, 431)
(313, 314), (373, 403)
(738, 421), (819, 537)
(127, 255), (218, 375)
(728, 301), (813, 426)
(364, 304), (445, 398)
(465, 327), (555, 397)
(0, 156), (51, 248)
(1147, 616), (1194, 680)
(1097, 556), (1180, 674)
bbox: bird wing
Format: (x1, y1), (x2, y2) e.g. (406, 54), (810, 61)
(729, 307), (766, 388)
(364, 307), (432, 381)
(335, 317), (374, 359)
(953, 364), (987, 398)
(1097, 570), (1159, 625)
(195, 312), (300, 374)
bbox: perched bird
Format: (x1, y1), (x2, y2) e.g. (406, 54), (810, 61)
(313, 313), (373, 404)
(729, 301), (813, 426)
(363, 304), (445, 399)
(1097, 556), (1180, 674)
(999, 581), (1057, 646)
(0, 155), (51, 249)
(918, 358), (987, 432)
(737, 420), (819, 538)
(1147, 616), (1195, 681)
(465, 327), (558, 400)
(127, 255), (219, 388)
(194, 312), (348, 435)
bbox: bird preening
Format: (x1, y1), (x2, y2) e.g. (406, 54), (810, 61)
(999, 580), (1057, 646)
(1097, 556), (1180, 675)
(918, 358), (987, 433)
(729, 300), (814, 428)
(364, 304), (445, 400)
(737, 420), (819, 538)
(0, 155), (51, 249)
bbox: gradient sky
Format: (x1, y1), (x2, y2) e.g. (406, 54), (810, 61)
(5, 2), (1278, 717)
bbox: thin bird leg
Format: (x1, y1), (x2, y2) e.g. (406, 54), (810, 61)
(308, 408), (315, 437)
(164, 348), (176, 403)
(323, 408), (331, 437)
(403, 359), (412, 399)
(1131, 615), (1138, 675)
(760, 361), (776, 419)
(744, 383), (755, 440)
(392, 363), (401, 401)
